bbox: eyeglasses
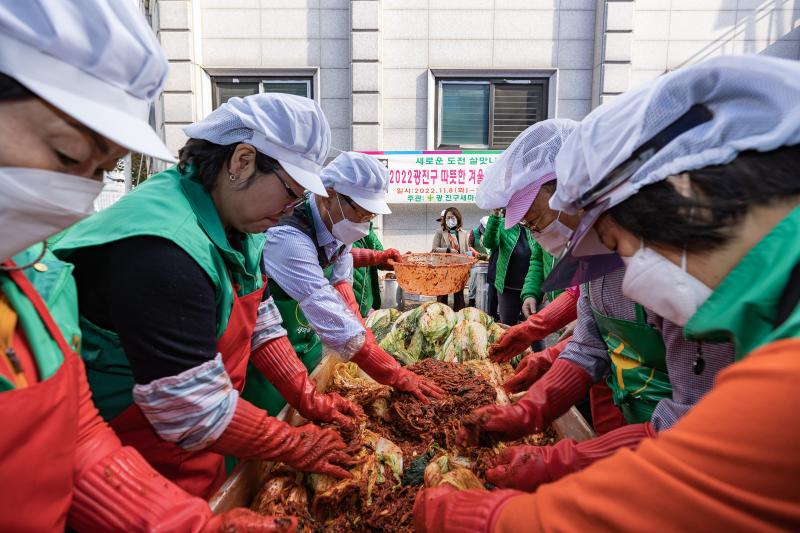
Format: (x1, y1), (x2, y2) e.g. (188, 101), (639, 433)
(340, 193), (376, 222)
(520, 210), (550, 233)
(273, 168), (305, 212)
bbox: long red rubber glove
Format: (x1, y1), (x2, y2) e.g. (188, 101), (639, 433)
(251, 336), (361, 432)
(486, 422), (656, 491)
(489, 290), (578, 363)
(334, 281), (444, 403)
(413, 486), (522, 533)
(68, 354), (297, 532)
(502, 337), (571, 393)
(209, 398), (351, 479)
(350, 247), (403, 269)
(350, 338), (445, 403)
(459, 359), (592, 444)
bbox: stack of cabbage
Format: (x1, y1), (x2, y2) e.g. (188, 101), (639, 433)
(364, 308), (400, 343)
(368, 303), (506, 364)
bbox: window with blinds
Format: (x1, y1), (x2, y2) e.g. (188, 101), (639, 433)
(212, 77), (312, 108)
(436, 78), (548, 150)
(440, 82), (490, 148)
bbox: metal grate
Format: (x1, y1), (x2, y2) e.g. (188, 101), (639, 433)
(490, 83), (546, 149)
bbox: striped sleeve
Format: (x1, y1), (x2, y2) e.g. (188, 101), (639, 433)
(251, 295), (288, 350)
(263, 226), (365, 354)
(132, 355), (238, 451)
(557, 283), (611, 382)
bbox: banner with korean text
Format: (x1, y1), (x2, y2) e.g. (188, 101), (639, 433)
(360, 150), (502, 204)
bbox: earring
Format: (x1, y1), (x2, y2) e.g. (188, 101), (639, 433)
(229, 173), (237, 182)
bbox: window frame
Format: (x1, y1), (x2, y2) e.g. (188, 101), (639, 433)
(436, 80), (492, 150)
(212, 77), (313, 109)
(207, 69), (319, 109)
(431, 70), (553, 150)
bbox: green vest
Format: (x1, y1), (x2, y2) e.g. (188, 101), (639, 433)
(471, 227), (487, 256)
(352, 222), (383, 317)
(0, 246), (81, 391)
(53, 166), (265, 421)
(685, 205), (800, 358)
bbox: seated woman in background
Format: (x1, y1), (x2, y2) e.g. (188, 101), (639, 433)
(431, 207), (471, 311)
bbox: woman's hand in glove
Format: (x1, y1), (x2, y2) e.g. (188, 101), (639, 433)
(489, 320), (540, 363)
(503, 338), (570, 393)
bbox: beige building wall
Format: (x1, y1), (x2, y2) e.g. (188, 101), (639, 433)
(631, 0), (800, 90)
(149, 0), (800, 252)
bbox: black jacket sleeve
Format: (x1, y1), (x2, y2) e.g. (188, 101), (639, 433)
(71, 236), (218, 384)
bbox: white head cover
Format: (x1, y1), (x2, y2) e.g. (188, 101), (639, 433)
(321, 152), (391, 214)
(552, 55), (800, 214)
(0, 1), (173, 162)
(184, 93), (331, 196)
(541, 54), (800, 294)
(477, 118), (578, 210)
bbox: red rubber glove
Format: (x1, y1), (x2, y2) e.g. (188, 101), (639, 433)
(351, 339), (445, 404)
(502, 337), (571, 394)
(486, 422), (656, 491)
(350, 247), (403, 270)
(489, 290), (578, 363)
(334, 280), (444, 403)
(68, 354), (297, 532)
(413, 486), (522, 533)
(209, 398), (352, 479)
(251, 335), (361, 433)
(459, 359), (592, 444)
(70, 446), (298, 532)
(590, 382), (627, 435)
(335, 279), (373, 325)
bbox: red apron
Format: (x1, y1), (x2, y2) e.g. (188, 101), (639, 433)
(110, 281), (265, 499)
(0, 263), (80, 532)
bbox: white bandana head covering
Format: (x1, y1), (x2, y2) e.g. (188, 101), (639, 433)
(185, 93), (331, 196)
(0, 0), (172, 161)
(320, 152), (391, 214)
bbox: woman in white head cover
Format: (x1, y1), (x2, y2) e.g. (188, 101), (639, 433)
(413, 54), (800, 533)
(53, 91), (362, 498)
(259, 151), (444, 414)
(0, 1), (303, 530)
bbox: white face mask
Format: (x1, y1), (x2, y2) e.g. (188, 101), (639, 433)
(329, 193), (371, 244)
(446, 217), (457, 229)
(0, 167), (104, 262)
(531, 212), (572, 257)
(621, 242), (712, 327)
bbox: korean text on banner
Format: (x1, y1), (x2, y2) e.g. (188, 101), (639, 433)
(360, 150), (501, 204)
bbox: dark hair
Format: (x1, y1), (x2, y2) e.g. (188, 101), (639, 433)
(608, 144), (800, 252)
(442, 207), (463, 230)
(0, 73), (34, 100)
(177, 138), (280, 191)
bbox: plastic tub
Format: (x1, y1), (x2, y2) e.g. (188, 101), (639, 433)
(388, 253), (477, 296)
